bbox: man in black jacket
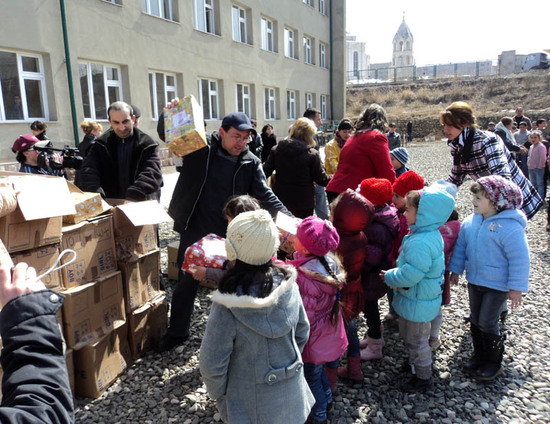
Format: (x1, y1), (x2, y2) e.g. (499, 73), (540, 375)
(79, 101), (163, 201)
(158, 112), (290, 351)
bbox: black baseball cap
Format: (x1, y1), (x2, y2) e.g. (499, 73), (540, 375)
(221, 112), (253, 131)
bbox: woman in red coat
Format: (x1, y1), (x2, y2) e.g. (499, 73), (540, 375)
(326, 104), (396, 202)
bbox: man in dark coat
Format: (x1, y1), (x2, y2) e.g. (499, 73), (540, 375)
(79, 101), (163, 201)
(157, 112), (291, 351)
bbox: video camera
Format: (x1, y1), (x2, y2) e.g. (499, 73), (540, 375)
(34, 145), (83, 170)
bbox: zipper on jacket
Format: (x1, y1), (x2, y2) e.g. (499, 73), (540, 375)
(185, 147), (212, 231)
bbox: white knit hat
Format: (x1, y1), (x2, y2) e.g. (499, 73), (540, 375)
(225, 210), (280, 265)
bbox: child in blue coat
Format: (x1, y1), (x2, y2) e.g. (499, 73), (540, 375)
(449, 175), (529, 381)
(382, 182), (455, 392)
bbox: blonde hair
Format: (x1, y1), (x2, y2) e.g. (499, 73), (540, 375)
(289, 117), (317, 146)
(80, 120), (103, 135)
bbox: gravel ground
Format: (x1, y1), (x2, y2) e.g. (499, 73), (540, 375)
(75, 141), (550, 424)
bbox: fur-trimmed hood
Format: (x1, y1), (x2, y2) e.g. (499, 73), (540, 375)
(289, 253), (346, 289)
(209, 266), (303, 339)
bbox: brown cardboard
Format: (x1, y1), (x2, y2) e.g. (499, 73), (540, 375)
(118, 249), (161, 312)
(167, 240), (179, 280)
(73, 321), (131, 399)
(61, 216), (117, 288)
(127, 294), (167, 361)
(11, 244), (63, 290)
(61, 271), (126, 349)
(63, 191), (107, 225)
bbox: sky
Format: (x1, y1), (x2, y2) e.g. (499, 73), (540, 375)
(346, 0), (550, 66)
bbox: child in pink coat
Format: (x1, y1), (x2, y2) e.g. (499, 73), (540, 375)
(290, 216), (347, 424)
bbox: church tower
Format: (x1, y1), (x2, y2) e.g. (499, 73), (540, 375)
(392, 14), (414, 67)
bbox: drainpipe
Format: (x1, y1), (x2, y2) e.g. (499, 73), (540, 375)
(59, 0), (80, 146)
(329, 0), (334, 122)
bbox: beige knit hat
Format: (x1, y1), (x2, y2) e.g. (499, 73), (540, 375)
(225, 209), (280, 265)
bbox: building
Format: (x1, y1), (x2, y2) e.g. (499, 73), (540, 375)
(0, 0), (346, 162)
(345, 33), (369, 82)
(392, 16), (414, 68)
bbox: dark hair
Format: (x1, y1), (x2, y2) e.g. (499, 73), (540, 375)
(448, 209), (459, 222)
(536, 119), (546, 126)
(405, 190), (421, 209)
(317, 256), (343, 326)
(30, 120), (47, 132)
(337, 119), (353, 131)
(107, 101), (133, 119)
(303, 108), (321, 120)
(355, 104), (388, 133)
(130, 104), (141, 119)
(261, 124), (274, 135)
(222, 195), (260, 220)
(15, 151), (26, 164)
(219, 260), (288, 298)
(500, 117), (513, 126)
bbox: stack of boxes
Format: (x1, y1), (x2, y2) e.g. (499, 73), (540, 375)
(0, 173), (171, 399)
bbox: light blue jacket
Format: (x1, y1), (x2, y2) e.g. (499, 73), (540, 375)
(384, 185), (455, 322)
(448, 209), (529, 293)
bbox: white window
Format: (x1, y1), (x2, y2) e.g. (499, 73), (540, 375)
(287, 90), (296, 120)
(142, 0), (175, 21)
(305, 92), (313, 109)
(79, 61), (122, 120)
(320, 95), (327, 120)
(284, 28), (296, 59)
(195, 0), (216, 34)
(149, 71), (177, 120)
(264, 87), (276, 120)
(304, 36), (313, 64)
(232, 5), (247, 43)
(198, 78), (219, 120)
(0, 51), (48, 121)
(319, 43), (327, 68)
(319, 0), (326, 14)
(261, 17), (275, 52)
(105, 0), (122, 4)
(303, 0), (313, 6)
(236, 83), (251, 117)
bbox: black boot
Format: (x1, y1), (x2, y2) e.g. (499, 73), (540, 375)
(463, 323), (484, 373)
(476, 332), (504, 381)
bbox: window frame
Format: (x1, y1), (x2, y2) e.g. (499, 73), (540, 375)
(142, 0), (175, 21)
(149, 70), (177, 120)
(232, 4), (248, 44)
(264, 87), (276, 120)
(235, 83), (251, 117)
(194, 0), (217, 34)
(284, 27), (296, 59)
(304, 36), (313, 64)
(305, 92), (313, 109)
(303, 0), (313, 6)
(79, 61), (122, 121)
(319, 42), (327, 68)
(319, 0), (326, 15)
(261, 17), (275, 52)
(198, 78), (220, 120)
(320, 95), (327, 120)
(286, 90), (296, 120)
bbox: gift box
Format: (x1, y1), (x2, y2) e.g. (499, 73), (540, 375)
(164, 95), (207, 157)
(182, 233), (227, 274)
(275, 212), (300, 254)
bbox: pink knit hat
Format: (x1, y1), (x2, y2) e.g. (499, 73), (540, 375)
(296, 216), (340, 257)
(476, 175), (523, 211)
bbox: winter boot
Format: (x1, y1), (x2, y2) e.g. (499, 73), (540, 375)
(360, 337), (384, 360)
(359, 324), (384, 348)
(337, 356), (363, 382)
(324, 366), (338, 393)
(463, 323), (484, 373)
(476, 332), (504, 381)
(401, 375), (432, 393)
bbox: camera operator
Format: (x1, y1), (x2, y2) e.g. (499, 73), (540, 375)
(11, 134), (65, 177)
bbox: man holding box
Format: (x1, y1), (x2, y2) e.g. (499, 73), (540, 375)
(79, 101), (163, 201)
(158, 112), (291, 351)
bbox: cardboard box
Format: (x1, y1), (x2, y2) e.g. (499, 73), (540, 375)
(62, 271), (126, 349)
(61, 215), (117, 288)
(63, 191), (108, 225)
(110, 200), (171, 262)
(164, 95), (207, 157)
(167, 240), (179, 280)
(11, 244), (63, 290)
(127, 294), (167, 361)
(73, 321), (131, 399)
(118, 249), (161, 312)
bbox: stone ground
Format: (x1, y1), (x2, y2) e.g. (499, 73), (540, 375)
(75, 141), (550, 424)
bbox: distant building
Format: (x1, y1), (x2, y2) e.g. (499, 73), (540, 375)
(346, 33), (370, 81)
(392, 16), (414, 67)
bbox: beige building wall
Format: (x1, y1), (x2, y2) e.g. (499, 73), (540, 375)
(0, 0), (346, 162)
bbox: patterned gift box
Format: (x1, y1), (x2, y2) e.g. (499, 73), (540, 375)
(182, 233), (227, 273)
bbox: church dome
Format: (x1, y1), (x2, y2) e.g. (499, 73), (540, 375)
(393, 17), (414, 43)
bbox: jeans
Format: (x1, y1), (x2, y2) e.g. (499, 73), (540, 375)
(304, 363), (332, 422)
(529, 168), (545, 199)
(345, 319), (360, 357)
(399, 318), (432, 379)
(468, 283), (508, 336)
(314, 184), (329, 220)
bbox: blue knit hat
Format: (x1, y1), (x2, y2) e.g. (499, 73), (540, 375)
(390, 147), (409, 165)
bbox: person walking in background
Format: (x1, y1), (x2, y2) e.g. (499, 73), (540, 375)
(513, 107), (531, 130)
(78, 121), (103, 157)
(406, 121), (413, 144)
(248, 118), (263, 159)
(324, 119), (353, 177)
(390, 147), (409, 178)
(30, 120), (49, 141)
(513, 121), (531, 177)
(260, 123), (277, 163)
(386, 123), (402, 150)
(449, 176), (529, 381)
(527, 130), (546, 199)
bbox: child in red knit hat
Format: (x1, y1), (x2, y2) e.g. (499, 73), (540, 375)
(357, 178), (400, 360)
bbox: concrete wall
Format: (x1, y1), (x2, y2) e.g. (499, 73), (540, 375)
(0, 0), (346, 161)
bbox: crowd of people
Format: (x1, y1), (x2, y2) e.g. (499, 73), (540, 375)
(6, 99), (546, 423)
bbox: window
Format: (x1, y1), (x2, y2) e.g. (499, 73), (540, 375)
(232, 5), (248, 43)
(319, 0), (326, 14)
(198, 78), (219, 120)
(305, 92), (313, 109)
(0, 51), (48, 121)
(79, 61), (122, 120)
(353, 51), (359, 76)
(104, 0), (122, 4)
(304, 36), (313, 64)
(264, 87), (276, 120)
(286, 90), (296, 120)
(319, 42), (327, 68)
(320, 95), (327, 120)
(195, 0), (217, 34)
(261, 17), (275, 52)
(284, 28), (296, 59)
(142, 0), (175, 21)
(303, 0), (313, 6)
(236, 83), (251, 117)
(149, 71), (177, 120)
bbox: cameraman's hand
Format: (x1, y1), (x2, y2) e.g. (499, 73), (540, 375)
(0, 263), (46, 306)
(50, 153), (63, 166)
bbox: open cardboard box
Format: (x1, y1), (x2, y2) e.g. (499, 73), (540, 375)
(63, 181), (110, 225)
